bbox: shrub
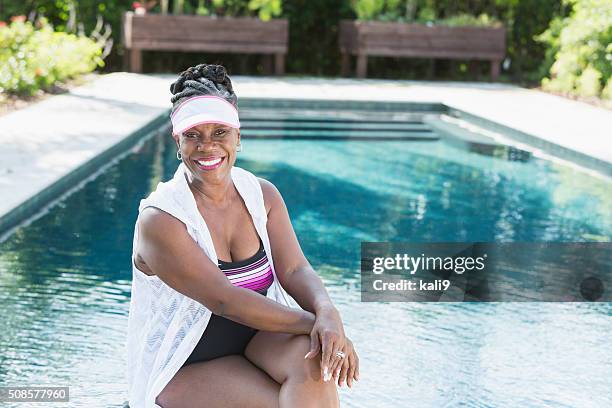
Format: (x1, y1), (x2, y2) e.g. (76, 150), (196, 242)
(350, 0), (501, 27)
(170, 0), (281, 20)
(537, 0), (612, 100)
(0, 17), (104, 95)
(0, 0), (568, 82)
(437, 13), (501, 28)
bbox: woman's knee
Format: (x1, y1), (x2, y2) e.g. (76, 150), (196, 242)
(284, 335), (323, 382)
(245, 332), (325, 385)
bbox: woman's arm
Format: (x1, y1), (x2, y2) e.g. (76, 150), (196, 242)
(259, 178), (338, 315)
(260, 179), (359, 383)
(138, 206), (315, 335)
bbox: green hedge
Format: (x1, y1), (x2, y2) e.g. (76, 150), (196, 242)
(1, 0), (607, 96)
(0, 16), (103, 95)
(537, 0), (611, 100)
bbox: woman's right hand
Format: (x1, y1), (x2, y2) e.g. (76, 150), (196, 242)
(333, 336), (359, 388)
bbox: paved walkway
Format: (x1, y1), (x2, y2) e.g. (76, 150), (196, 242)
(1, 72), (610, 232)
(0, 73), (169, 233)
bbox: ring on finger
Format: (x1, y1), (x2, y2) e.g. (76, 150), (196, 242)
(334, 351), (346, 359)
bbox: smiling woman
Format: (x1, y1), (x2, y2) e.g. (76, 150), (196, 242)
(180, 123), (235, 172)
(127, 64), (359, 408)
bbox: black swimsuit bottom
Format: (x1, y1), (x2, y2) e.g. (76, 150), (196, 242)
(182, 238), (273, 367)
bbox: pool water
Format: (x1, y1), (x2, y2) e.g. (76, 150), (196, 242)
(0, 120), (611, 407)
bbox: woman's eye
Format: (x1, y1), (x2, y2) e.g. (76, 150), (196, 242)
(184, 133), (198, 139)
(214, 129), (227, 137)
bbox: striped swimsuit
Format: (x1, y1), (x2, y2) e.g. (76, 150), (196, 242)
(182, 237), (274, 366)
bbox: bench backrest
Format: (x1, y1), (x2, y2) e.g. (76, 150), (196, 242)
(340, 20), (505, 60)
(123, 12), (288, 54)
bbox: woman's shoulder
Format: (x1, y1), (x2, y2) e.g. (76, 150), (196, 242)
(256, 177), (284, 216)
(139, 206), (186, 234)
(134, 207), (189, 275)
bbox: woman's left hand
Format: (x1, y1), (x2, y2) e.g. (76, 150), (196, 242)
(304, 306), (347, 382)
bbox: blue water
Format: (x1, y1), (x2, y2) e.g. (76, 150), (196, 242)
(0, 127), (610, 407)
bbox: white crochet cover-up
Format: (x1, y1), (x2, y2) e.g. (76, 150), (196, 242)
(126, 162), (299, 408)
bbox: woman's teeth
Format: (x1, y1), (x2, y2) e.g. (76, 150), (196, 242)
(196, 158), (221, 166)
(194, 157), (224, 170)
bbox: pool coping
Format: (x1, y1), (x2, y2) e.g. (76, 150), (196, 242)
(445, 107), (612, 178)
(0, 113), (170, 238)
(239, 97), (611, 177)
(1, 74), (610, 237)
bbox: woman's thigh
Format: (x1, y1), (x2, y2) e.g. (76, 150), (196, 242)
(244, 331), (322, 384)
(156, 354), (280, 408)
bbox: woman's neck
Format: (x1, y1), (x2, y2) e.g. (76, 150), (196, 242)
(185, 173), (236, 208)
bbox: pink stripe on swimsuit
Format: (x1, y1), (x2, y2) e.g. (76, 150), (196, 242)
(218, 238), (274, 293)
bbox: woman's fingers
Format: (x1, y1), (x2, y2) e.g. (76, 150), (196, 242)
(353, 348), (360, 382)
(304, 332), (320, 360)
(320, 334), (327, 379)
(337, 356), (350, 387)
(320, 333), (333, 380)
(346, 351), (356, 387)
(329, 344), (344, 382)
(332, 354), (342, 382)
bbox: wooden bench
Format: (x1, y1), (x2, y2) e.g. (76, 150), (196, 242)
(122, 12), (288, 74)
(339, 20), (506, 80)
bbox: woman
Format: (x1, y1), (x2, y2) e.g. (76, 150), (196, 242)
(127, 64), (359, 408)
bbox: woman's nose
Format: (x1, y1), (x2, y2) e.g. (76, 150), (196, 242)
(196, 138), (215, 151)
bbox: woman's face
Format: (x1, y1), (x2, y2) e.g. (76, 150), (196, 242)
(176, 122), (241, 184)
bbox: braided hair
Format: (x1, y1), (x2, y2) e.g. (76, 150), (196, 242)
(169, 63), (237, 114)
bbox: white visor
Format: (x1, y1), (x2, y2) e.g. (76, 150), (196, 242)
(171, 95), (240, 135)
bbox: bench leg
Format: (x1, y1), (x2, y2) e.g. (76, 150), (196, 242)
(123, 48), (129, 72)
(274, 53), (285, 76)
(468, 60), (479, 78)
(261, 55), (273, 75)
(427, 60), (435, 79)
(356, 54), (367, 78)
(490, 59), (501, 82)
(129, 48), (142, 73)
(341, 52), (350, 77)
(238, 57), (248, 74)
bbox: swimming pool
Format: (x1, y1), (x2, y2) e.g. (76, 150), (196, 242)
(0, 107), (610, 407)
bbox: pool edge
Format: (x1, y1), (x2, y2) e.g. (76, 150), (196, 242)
(447, 106), (612, 178)
(2, 96), (610, 237)
(0, 110), (170, 238)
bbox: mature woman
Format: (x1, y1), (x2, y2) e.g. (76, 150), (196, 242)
(126, 64), (359, 408)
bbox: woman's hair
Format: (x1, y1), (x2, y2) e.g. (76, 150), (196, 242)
(169, 63), (237, 115)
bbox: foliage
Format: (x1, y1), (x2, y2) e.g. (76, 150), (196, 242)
(0, 17), (103, 95)
(537, 0), (612, 100)
(351, 0), (384, 21)
(437, 13), (501, 27)
(351, 1), (501, 27)
(284, 0), (354, 75)
(1, 0), (604, 91)
(173, 0), (281, 20)
(247, 0), (282, 20)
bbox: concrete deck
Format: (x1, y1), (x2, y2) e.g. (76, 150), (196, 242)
(1, 72), (611, 233)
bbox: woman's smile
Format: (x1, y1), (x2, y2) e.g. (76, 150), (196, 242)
(193, 156), (226, 171)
